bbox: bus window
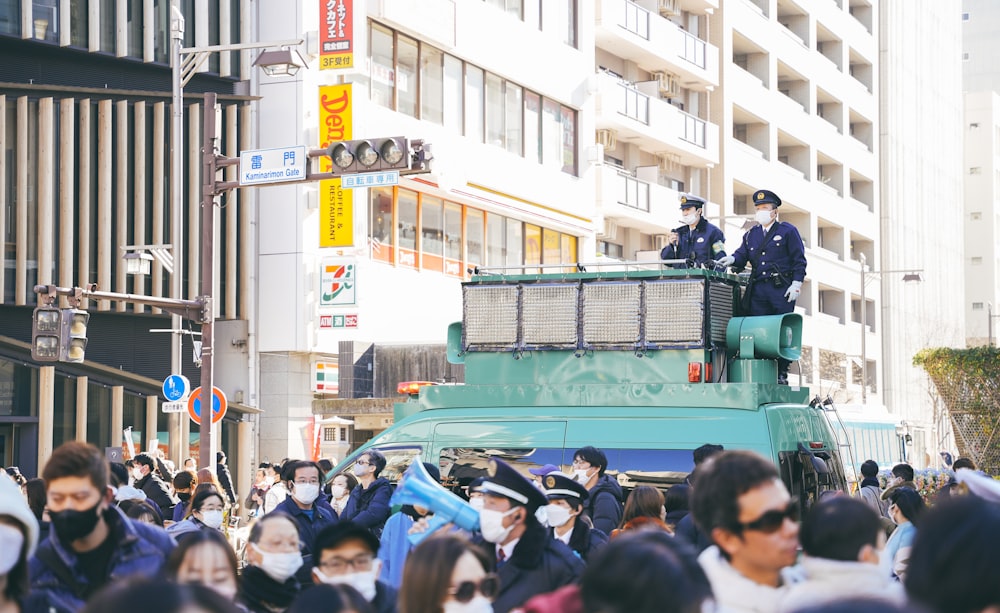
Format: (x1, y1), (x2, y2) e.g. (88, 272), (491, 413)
(612, 449), (694, 490)
(343, 446), (424, 485)
(439, 447), (565, 489)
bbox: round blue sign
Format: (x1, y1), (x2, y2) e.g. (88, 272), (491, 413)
(162, 374), (190, 402)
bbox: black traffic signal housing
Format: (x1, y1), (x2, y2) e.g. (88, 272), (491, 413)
(60, 309), (89, 363)
(31, 306), (62, 362)
(327, 137), (409, 176)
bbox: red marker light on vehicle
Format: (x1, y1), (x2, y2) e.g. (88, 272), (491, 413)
(397, 381), (436, 396)
(705, 362), (713, 382)
(809, 441), (824, 449)
(688, 362), (702, 383)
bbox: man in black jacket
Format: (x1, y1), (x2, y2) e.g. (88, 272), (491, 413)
(571, 446), (623, 535)
(132, 452), (177, 516)
(342, 450), (392, 539)
(475, 458), (583, 613)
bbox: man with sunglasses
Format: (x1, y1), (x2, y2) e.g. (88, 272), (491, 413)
(475, 458), (584, 613)
(342, 450), (392, 539)
(311, 521), (397, 613)
(691, 450), (802, 612)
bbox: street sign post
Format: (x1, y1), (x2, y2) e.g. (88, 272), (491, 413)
(162, 374), (190, 402)
(239, 146), (307, 186)
(162, 401), (187, 413)
(187, 386), (228, 425)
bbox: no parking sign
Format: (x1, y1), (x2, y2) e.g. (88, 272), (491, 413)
(187, 386), (227, 425)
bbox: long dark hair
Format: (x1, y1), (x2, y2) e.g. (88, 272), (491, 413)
(163, 529), (239, 582)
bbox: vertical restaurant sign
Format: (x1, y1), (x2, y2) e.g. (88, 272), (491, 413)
(320, 257), (356, 306)
(319, 84), (354, 247)
(320, 0), (354, 70)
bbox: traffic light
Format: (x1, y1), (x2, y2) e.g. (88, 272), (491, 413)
(60, 309), (89, 363)
(326, 137), (409, 175)
(31, 306), (62, 362)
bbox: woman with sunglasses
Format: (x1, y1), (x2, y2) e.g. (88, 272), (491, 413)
(399, 534), (499, 613)
(883, 487), (924, 582)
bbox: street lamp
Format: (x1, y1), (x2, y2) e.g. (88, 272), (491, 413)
(170, 3), (304, 472)
(858, 253), (923, 404)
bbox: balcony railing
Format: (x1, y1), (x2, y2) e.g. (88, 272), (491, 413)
(615, 171), (651, 212)
(616, 81), (649, 124)
(681, 111), (706, 147)
(619, 0), (650, 40)
(680, 30), (706, 69)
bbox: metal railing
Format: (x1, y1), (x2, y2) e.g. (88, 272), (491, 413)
(615, 171), (651, 212)
(619, 0), (650, 40)
(616, 81), (649, 124)
(681, 111), (706, 148)
(680, 30), (706, 68)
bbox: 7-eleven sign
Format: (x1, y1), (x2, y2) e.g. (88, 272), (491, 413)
(315, 362), (339, 394)
(320, 258), (356, 306)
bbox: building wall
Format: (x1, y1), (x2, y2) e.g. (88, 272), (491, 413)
(879, 1), (965, 466)
(961, 0), (1000, 94)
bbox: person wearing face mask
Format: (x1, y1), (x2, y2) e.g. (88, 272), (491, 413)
(570, 446), (622, 536)
(329, 472), (358, 517)
(778, 497), (903, 613)
(377, 463), (442, 589)
(399, 534), (497, 613)
(466, 478), (486, 513)
(167, 490), (228, 542)
(715, 189), (807, 385)
(269, 460), (338, 582)
(541, 473), (607, 563)
(28, 442), (176, 612)
(0, 472), (40, 613)
(240, 513), (304, 613)
(311, 521), (397, 613)
(172, 470), (198, 523)
(132, 452), (179, 517)
(473, 458), (583, 613)
(341, 451), (392, 539)
(264, 463), (289, 515)
(661, 193), (727, 269)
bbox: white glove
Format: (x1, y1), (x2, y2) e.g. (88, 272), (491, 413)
(715, 255), (735, 268)
(785, 280), (802, 302)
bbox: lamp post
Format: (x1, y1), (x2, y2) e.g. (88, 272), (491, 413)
(170, 3), (303, 473)
(858, 253), (923, 405)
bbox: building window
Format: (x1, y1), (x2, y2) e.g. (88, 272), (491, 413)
(963, 52), (970, 61)
(962, 12), (970, 21)
(324, 427), (338, 442)
(466, 208), (484, 268)
(443, 54), (464, 134)
(486, 213), (505, 267)
(421, 195), (444, 272)
(370, 23), (395, 109)
(486, 73), (504, 147)
(127, 0), (143, 57)
(397, 189), (419, 268)
(973, 302), (984, 310)
(506, 219), (523, 266)
(397, 34), (419, 118)
(505, 83), (523, 156)
(369, 187), (394, 264)
(0, 0), (20, 35)
(971, 212), (982, 220)
(598, 241), (624, 260)
(972, 257), (983, 265)
(444, 202), (463, 276)
(100, 0), (115, 53)
(32, 0), (59, 42)
(421, 46), (444, 124)
(465, 65), (485, 143)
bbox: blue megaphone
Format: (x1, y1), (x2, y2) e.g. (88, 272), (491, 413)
(391, 460), (481, 544)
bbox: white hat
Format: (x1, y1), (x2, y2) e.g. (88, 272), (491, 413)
(955, 468), (1000, 503)
(114, 485), (148, 503)
(0, 472), (39, 556)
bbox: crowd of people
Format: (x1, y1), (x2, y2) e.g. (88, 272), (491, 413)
(1, 442), (999, 613)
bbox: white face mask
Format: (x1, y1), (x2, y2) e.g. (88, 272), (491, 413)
(755, 209), (774, 226)
(573, 469), (591, 484)
(469, 497), (485, 512)
(252, 544), (303, 583)
(545, 504), (572, 528)
(132, 468), (143, 481)
(444, 596), (494, 613)
(681, 212), (698, 225)
(479, 507), (519, 544)
(0, 524), (24, 575)
(291, 483), (320, 506)
(199, 509), (225, 530)
(264, 475), (276, 486)
(331, 485), (347, 499)
(313, 561), (381, 601)
(352, 463), (370, 478)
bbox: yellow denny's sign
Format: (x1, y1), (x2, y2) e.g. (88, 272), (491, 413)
(318, 84), (353, 247)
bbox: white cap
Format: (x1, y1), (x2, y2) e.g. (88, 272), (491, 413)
(955, 468), (1000, 503)
(0, 472), (39, 556)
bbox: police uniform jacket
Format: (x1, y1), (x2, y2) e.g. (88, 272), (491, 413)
(731, 221), (806, 284)
(552, 521), (608, 563)
(660, 218), (726, 267)
(477, 519), (585, 613)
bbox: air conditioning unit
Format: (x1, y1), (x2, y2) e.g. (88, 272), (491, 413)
(596, 128), (617, 151)
(658, 0), (680, 17)
(654, 71), (681, 98)
(657, 152), (681, 173)
(653, 234), (671, 251)
(597, 219), (619, 241)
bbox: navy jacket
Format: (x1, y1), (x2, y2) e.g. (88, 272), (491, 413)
(731, 221), (807, 283)
(660, 218), (726, 267)
(271, 495), (338, 558)
(584, 475), (623, 536)
(552, 521), (608, 563)
(28, 506), (176, 612)
(342, 477), (393, 538)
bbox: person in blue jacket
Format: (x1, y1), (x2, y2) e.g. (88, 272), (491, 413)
(341, 450), (392, 539)
(660, 193), (726, 268)
(717, 189), (807, 384)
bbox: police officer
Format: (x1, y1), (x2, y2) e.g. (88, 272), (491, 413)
(660, 193), (726, 268)
(475, 458), (583, 612)
(542, 472), (608, 562)
(716, 189), (806, 384)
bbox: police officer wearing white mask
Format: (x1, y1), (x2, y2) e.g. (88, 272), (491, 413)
(542, 473), (608, 562)
(661, 193), (726, 268)
(716, 189), (807, 384)
(474, 458), (583, 613)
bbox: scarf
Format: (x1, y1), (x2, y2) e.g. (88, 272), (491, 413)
(860, 477), (880, 489)
(239, 565), (301, 613)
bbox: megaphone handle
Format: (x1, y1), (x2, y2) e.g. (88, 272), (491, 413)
(407, 515), (450, 546)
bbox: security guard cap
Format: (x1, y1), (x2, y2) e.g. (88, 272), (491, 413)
(753, 189), (782, 207)
(543, 473), (589, 503)
(679, 194), (706, 210)
(480, 458), (549, 511)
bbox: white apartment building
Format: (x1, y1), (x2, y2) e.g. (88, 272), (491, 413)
(243, 0), (959, 465)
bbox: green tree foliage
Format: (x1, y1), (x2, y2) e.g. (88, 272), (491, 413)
(914, 347), (1000, 475)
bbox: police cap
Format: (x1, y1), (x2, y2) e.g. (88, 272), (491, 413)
(542, 473), (589, 503)
(480, 458), (549, 511)
(753, 189), (782, 207)
(679, 193), (706, 210)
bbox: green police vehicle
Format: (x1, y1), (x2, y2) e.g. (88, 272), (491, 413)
(332, 265), (848, 514)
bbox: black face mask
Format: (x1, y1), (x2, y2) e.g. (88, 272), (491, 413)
(50, 500), (103, 543)
(177, 492), (191, 502)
